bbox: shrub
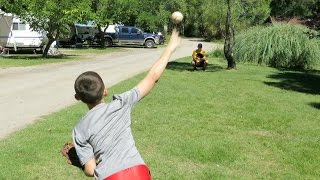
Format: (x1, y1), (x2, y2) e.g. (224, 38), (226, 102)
(208, 48), (225, 58)
(234, 24), (320, 69)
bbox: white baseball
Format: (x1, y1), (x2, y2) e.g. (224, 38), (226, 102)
(171, 11), (183, 24)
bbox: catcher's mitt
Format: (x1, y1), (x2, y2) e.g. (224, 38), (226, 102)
(196, 53), (204, 58)
(61, 143), (84, 170)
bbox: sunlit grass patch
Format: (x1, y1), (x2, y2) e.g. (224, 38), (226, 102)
(0, 56), (319, 179)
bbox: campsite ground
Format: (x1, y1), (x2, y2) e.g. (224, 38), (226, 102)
(0, 38), (220, 139)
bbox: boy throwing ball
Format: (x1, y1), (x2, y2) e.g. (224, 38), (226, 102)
(63, 28), (180, 179)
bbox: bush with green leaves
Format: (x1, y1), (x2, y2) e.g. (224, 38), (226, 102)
(234, 24), (320, 69)
(208, 49), (225, 58)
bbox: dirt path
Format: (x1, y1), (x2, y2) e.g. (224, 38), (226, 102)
(0, 38), (221, 139)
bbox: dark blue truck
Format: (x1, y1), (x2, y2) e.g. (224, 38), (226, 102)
(58, 24), (164, 48)
(103, 26), (164, 48)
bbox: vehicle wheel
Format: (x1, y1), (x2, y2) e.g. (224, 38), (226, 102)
(145, 40), (155, 48)
(105, 38), (112, 47)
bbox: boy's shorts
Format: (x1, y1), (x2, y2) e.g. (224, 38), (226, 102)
(104, 164), (151, 180)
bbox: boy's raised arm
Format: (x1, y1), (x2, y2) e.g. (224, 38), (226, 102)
(137, 29), (181, 98)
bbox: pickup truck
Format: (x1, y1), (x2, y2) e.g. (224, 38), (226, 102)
(102, 26), (163, 48)
(58, 24), (163, 48)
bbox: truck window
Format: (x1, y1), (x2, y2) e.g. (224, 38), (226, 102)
(121, 27), (129, 33)
(131, 28), (138, 34)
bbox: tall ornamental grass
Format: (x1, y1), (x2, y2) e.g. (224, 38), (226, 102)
(234, 24), (320, 69)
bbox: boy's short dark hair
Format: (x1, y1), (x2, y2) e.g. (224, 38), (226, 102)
(197, 43), (202, 48)
(74, 71), (105, 104)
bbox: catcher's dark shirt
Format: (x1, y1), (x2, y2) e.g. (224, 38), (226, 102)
(73, 87), (145, 179)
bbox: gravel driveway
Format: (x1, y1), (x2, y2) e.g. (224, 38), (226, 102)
(0, 38), (221, 139)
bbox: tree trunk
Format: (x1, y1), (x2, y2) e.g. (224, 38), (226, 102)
(42, 34), (55, 57)
(224, 0), (236, 70)
(97, 24), (106, 48)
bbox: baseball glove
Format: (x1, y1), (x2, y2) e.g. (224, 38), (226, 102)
(61, 142), (84, 170)
(196, 53), (204, 58)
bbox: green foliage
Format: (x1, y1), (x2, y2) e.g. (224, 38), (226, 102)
(15, 0), (90, 34)
(0, 0), (273, 42)
(0, 0), (28, 14)
(199, 0), (224, 38)
(234, 24), (320, 69)
(198, 0), (271, 39)
(136, 0), (187, 32)
(1, 0), (92, 56)
(92, 0), (111, 22)
(208, 48), (225, 58)
(183, 0), (206, 36)
(4, 0), (320, 48)
(270, 0), (319, 16)
(235, 0), (271, 26)
(89, 0), (185, 33)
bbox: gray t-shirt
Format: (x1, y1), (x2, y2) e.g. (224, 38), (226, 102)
(72, 87), (145, 179)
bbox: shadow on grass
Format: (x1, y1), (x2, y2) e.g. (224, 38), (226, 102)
(264, 71), (320, 95)
(309, 102), (320, 109)
(166, 61), (224, 72)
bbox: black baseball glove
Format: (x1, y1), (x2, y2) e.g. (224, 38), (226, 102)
(196, 53), (204, 58)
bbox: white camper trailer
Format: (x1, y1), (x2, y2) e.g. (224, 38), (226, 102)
(0, 10), (47, 52)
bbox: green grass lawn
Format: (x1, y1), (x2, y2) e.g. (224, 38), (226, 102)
(0, 57), (319, 179)
(0, 47), (125, 68)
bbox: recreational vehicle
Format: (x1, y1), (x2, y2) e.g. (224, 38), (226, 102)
(0, 10), (48, 52)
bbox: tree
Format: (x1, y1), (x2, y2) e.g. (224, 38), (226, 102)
(1, 0), (90, 57)
(202, 0), (226, 38)
(224, 0), (236, 69)
(270, 0), (320, 31)
(134, 0), (187, 32)
(0, 0), (27, 15)
(184, 0), (205, 37)
(133, 0), (160, 31)
(90, 0), (114, 48)
(270, 0), (319, 17)
(200, 0), (271, 39)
